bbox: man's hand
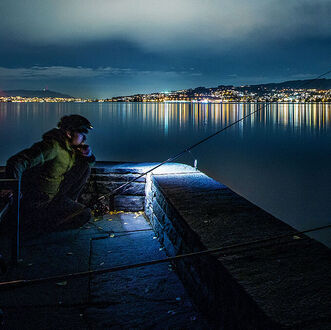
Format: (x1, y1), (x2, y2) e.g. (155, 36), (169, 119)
(76, 144), (92, 157)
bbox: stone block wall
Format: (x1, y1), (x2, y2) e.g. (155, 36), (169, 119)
(145, 173), (202, 256)
(81, 164), (146, 212)
(144, 173), (279, 329)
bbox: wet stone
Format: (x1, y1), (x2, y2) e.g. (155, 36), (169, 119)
(85, 214), (207, 328)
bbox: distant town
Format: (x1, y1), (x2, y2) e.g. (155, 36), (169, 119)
(1, 79), (330, 103)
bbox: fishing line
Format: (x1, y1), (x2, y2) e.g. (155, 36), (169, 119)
(37, 69), (331, 226)
(0, 223), (329, 291)
(97, 69), (331, 198)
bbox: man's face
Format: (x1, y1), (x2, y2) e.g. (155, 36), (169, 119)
(67, 131), (86, 146)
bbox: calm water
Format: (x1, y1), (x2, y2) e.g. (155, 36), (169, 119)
(0, 102), (330, 247)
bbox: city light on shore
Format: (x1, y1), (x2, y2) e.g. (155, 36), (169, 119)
(1, 87), (330, 103)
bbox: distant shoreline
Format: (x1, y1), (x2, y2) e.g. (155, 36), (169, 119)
(1, 100), (330, 104)
(1, 78), (330, 103)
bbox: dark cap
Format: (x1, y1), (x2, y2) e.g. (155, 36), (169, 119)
(57, 115), (93, 133)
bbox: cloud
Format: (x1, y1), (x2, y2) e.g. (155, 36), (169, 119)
(0, 66), (201, 80)
(1, 0), (329, 51)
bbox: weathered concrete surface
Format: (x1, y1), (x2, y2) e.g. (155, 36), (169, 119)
(85, 213), (207, 329)
(146, 171), (331, 329)
(0, 212), (206, 329)
(0, 227), (93, 329)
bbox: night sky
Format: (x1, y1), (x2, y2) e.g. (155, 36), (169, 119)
(0, 0), (330, 98)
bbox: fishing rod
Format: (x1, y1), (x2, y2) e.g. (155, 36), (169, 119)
(61, 69), (331, 223)
(98, 69), (331, 198)
(60, 103), (267, 223)
(0, 223), (330, 291)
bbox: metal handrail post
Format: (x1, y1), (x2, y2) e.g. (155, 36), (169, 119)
(11, 179), (20, 264)
(0, 178), (20, 264)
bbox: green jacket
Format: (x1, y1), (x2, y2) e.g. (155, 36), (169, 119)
(6, 128), (95, 200)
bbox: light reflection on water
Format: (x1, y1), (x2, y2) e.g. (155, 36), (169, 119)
(0, 102), (329, 135)
(0, 102), (330, 246)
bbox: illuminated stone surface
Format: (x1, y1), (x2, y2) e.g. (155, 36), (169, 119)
(85, 213), (206, 328)
(147, 169), (331, 329)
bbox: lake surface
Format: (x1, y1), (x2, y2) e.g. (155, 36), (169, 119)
(0, 102), (330, 247)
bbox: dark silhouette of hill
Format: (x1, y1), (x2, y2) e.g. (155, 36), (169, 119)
(1, 78), (330, 99)
(0, 89), (73, 98)
(235, 78), (331, 93)
(180, 79), (331, 97)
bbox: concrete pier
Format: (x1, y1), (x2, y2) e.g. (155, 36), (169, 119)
(88, 162), (331, 329)
(145, 169), (331, 329)
(1, 162), (330, 329)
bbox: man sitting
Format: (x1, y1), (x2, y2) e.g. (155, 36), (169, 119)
(5, 115), (96, 233)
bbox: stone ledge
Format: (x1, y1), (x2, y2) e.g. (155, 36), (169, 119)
(92, 173), (146, 183)
(114, 195), (145, 211)
(93, 161), (196, 175)
(146, 170), (331, 329)
(83, 161), (198, 212)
